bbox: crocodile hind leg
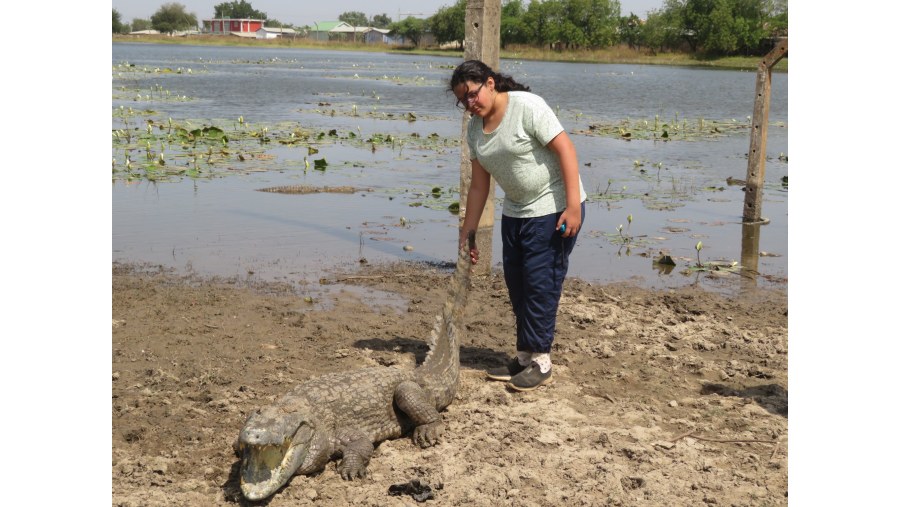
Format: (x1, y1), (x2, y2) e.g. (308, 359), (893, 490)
(334, 428), (374, 480)
(394, 381), (444, 448)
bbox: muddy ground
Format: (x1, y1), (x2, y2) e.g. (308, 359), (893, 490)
(112, 260), (787, 506)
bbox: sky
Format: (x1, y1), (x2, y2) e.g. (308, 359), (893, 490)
(112, 0), (664, 27)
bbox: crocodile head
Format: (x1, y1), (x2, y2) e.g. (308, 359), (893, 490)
(237, 406), (316, 500)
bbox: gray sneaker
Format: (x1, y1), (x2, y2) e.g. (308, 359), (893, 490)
(485, 358), (528, 381)
(507, 362), (552, 391)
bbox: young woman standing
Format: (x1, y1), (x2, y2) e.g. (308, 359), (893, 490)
(451, 60), (587, 391)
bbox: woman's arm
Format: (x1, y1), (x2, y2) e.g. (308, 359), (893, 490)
(546, 131), (582, 237)
(459, 158), (491, 264)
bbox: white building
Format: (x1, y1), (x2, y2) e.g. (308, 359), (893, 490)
(256, 27), (297, 39)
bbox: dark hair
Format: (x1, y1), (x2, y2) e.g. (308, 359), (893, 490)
(449, 60), (530, 95)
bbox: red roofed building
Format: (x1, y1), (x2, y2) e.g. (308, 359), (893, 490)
(203, 19), (264, 35)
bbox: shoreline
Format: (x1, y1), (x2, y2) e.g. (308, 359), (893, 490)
(112, 35), (788, 72)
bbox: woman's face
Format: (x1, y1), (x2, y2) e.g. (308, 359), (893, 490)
(453, 78), (492, 117)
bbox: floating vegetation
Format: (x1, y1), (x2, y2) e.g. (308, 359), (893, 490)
(587, 180), (634, 203)
(327, 73), (435, 86)
(303, 103), (449, 123)
(572, 115), (784, 142)
(679, 241), (743, 275)
(112, 105), (460, 183)
(111, 59), (462, 183)
(602, 214), (655, 248)
(682, 260), (742, 275)
(257, 185), (358, 194)
(113, 61), (208, 76)
(390, 184), (461, 213)
(112, 83), (193, 103)
(229, 57), (300, 65)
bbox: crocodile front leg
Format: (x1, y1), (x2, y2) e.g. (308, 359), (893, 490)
(334, 428), (374, 480)
(394, 381), (443, 448)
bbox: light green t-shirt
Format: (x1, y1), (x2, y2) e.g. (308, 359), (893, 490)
(466, 91), (586, 218)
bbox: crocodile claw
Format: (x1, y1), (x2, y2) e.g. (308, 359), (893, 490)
(339, 461), (367, 481)
(413, 422), (443, 448)
(340, 465), (367, 481)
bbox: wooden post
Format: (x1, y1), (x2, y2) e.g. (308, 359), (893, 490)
(740, 222), (761, 287)
(459, 0), (501, 275)
(742, 38), (787, 223)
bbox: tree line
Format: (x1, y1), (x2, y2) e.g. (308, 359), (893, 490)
(112, 2), (393, 35)
(113, 0), (787, 57)
(419, 0), (787, 56)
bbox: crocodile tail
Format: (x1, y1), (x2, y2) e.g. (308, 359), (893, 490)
(417, 243), (472, 408)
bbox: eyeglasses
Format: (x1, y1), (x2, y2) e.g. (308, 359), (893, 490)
(455, 82), (485, 110)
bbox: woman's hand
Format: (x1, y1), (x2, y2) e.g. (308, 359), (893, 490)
(557, 207), (582, 238)
(459, 230), (479, 265)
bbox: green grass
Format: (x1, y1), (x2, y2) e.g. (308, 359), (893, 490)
(112, 35), (787, 72)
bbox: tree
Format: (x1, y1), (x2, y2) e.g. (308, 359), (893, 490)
(151, 3), (199, 33)
(429, 0), (466, 47)
(766, 0), (787, 37)
(523, 0), (564, 48)
(371, 13), (392, 29)
(214, 1), (267, 20)
(339, 11), (368, 27)
(582, 0), (621, 48)
(266, 19), (293, 29)
(618, 13), (642, 49)
(113, 8), (125, 34)
(704, 0), (739, 54)
(131, 18), (152, 32)
(559, 0), (591, 48)
(678, 0), (768, 55)
(500, 0), (529, 48)
(639, 9), (668, 53)
(389, 17), (426, 47)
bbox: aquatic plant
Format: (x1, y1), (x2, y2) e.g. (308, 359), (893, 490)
(573, 116), (783, 142)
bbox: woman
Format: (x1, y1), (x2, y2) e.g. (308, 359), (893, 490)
(451, 60), (587, 392)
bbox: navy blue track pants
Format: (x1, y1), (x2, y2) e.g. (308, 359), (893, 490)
(501, 202), (585, 354)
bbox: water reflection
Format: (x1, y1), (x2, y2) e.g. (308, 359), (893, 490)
(653, 255), (677, 276)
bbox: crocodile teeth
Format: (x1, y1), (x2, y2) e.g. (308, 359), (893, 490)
(241, 443), (291, 499)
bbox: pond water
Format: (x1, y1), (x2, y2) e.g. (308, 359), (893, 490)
(112, 43), (788, 296)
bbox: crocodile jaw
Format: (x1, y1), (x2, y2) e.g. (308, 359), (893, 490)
(238, 415), (314, 501)
(240, 439), (309, 500)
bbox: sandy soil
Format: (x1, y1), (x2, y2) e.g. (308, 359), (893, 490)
(112, 260), (787, 506)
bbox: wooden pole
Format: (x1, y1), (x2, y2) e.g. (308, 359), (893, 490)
(742, 38), (787, 223)
(459, 0), (501, 276)
(740, 222), (761, 287)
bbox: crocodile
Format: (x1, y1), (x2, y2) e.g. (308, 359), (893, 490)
(236, 237), (474, 501)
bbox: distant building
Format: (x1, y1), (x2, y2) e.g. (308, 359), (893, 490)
(308, 22), (404, 45)
(203, 18), (264, 35)
(390, 31), (436, 47)
(363, 28), (395, 45)
(307, 21), (354, 41)
(256, 27), (297, 39)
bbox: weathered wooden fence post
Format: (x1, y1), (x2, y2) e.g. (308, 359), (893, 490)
(742, 38), (788, 223)
(459, 0), (501, 275)
(740, 223), (761, 286)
